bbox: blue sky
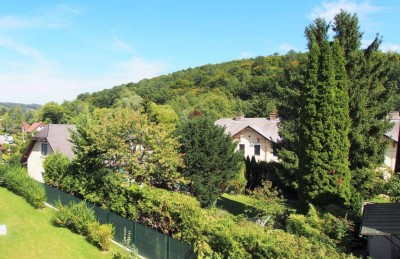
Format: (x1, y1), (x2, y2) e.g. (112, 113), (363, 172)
(1, 0), (399, 104)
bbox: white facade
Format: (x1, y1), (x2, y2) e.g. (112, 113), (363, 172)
(27, 141), (53, 183)
(384, 136), (397, 171)
(233, 127), (278, 163)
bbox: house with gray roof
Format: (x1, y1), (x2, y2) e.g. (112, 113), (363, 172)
(217, 112), (400, 169)
(215, 114), (280, 163)
(21, 124), (76, 182)
(361, 203), (400, 259)
(384, 112), (400, 171)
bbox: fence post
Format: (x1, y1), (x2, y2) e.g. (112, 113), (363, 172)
(167, 235), (171, 259)
(133, 221), (136, 245)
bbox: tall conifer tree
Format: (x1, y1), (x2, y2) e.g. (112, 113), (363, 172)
(298, 19), (351, 205)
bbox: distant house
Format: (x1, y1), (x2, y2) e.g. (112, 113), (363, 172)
(22, 121), (45, 134)
(216, 112), (400, 169)
(384, 112), (400, 171)
(215, 114), (280, 163)
(361, 203), (400, 259)
(20, 124), (76, 182)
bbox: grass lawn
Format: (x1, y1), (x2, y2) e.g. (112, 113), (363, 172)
(217, 193), (258, 217)
(0, 187), (124, 259)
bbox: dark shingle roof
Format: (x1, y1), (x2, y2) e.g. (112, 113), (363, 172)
(361, 203), (400, 235)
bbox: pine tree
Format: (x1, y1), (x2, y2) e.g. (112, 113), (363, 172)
(333, 11), (394, 170)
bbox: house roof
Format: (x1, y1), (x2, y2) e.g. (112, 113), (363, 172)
(215, 117), (280, 142)
(21, 124), (76, 162)
(384, 118), (400, 143)
(25, 122), (44, 133)
(361, 203), (400, 235)
(22, 122), (30, 131)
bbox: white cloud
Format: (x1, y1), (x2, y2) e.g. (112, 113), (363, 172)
(279, 43), (298, 53)
(112, 32), (135, 53)
(309, 0), (381, 21)
(238, 51), (253, 59)
(0, 54), (167, 104)
(380, 43), (400, 53)
(0, 37), (48, 64)
(0, 4), (81, 31)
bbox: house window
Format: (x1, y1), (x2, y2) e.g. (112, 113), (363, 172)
(254, 145), (260, 156)
(239, 144), (245, 154)
(41, 143), (48, 155)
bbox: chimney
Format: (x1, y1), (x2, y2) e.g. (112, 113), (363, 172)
(269, 112), (279, 121)
(235, 114), (244, 121)
(388, 111), (400, 120)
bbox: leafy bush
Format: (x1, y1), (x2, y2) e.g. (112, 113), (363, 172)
(387, 173), (400, 202)
(286, 204), (352, 250)
(88, 224), (114, 251)
(53, 201), (114, 251)
(43, 153), (72, 188)
(1, 164), (46, 208)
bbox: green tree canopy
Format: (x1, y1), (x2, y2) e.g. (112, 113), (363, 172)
(177, 116), (243, 207)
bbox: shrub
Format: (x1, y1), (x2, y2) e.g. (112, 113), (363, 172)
(53, 201), (114, 251)
(43, 153), (72, 188)
(286, 204), (352, 250)
(387, 173), (400, 202)
(88, 224), (114, 251)
(1, 164), (46, 208)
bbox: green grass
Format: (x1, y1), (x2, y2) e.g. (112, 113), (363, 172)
(217, 193), (259, 217)
(0, 187), (125, 259)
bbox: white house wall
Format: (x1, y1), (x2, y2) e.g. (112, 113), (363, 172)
(27, 141), (53, 183)
(234, 128), (278, 163)
(384, 137), (397, 171)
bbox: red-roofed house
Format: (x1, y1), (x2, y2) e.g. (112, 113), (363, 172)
(22, 122), (45, 134)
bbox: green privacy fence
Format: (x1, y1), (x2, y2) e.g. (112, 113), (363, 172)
(42, 184), (196, 259)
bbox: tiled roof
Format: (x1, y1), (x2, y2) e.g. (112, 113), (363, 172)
(26, 122), (44, 133)
(34, 124), (76, 158)
(215, 117), (280, 142)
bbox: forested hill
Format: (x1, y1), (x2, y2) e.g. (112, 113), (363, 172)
(71, 51), (400, 120)
(0, 102), (41, 113)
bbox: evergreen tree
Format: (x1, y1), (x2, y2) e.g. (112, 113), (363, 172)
(333, 11), (394, 170)
(297, 19), (351, 205)
(177, 116), (243, 207)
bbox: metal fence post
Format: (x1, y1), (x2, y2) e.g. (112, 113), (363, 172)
(133, 221), (136, 245)
(167, 235), (171, 259)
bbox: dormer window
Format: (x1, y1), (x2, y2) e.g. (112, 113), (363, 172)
(41, 142), (48, 155)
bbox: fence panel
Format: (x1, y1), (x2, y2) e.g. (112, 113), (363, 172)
(41, 184), (196, 259)
(42, 184), (81, 207)
(135, 223), (168, 259)
(169, 238), (196, 259)
(108, 212), (135, 245)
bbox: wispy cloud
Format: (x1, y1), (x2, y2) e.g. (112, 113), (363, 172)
(309, 0), (382, 21)
(238, 51), (253, 59)
(0, 54), (166, 104)
(112, 32), (135, 53)
(0, 37), (48, 64)
(380, 43), (400, 53)
(0, 4), (81, 31)
(279, 43), (298, 53)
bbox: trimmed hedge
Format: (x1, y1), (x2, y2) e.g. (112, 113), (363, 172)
(53, 201), (114, 251)
(0, 164), (46, 208)
(81, 176), (351, 258)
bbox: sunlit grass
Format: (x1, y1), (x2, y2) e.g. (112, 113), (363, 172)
(0, 187), (125, 259)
